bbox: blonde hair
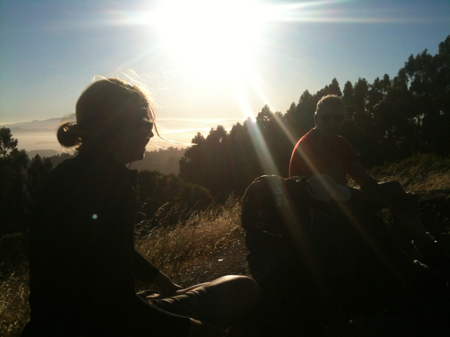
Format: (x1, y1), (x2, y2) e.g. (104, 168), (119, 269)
(57, 78), (159, 150)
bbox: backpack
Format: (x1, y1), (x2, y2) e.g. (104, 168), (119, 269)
(241, 174), (358, 284)
(240, 175), (357, 333)
(241, 175), (316, 282)
(241, 175), (312, 237)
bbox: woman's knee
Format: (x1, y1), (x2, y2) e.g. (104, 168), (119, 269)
(213, 275), (260, 303)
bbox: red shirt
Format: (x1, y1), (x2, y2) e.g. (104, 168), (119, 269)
(289, 128), (357, 184)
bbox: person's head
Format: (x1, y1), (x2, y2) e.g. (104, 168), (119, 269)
(314, 94), (346, 136)
(57, 78), (156, 164)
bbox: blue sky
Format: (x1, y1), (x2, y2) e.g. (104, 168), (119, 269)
(0, 0), (448, 140)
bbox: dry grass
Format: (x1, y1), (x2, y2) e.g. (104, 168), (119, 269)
(0, 233), (30, 337)
(0, 269), (29, 337)
(350, 153), (450, 191)
(135, 196), (250, 289)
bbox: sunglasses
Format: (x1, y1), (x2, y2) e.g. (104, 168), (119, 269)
(320, 114), (345, 122)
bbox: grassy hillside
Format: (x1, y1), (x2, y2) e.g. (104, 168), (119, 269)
(1, 153), (450, 336)
(354, 153), (450, 191)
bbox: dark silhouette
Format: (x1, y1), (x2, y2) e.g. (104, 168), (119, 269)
(238, 174), (450, 336)
(22, 78), (259, 337)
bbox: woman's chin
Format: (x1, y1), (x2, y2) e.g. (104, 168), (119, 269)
(136, 150), (146, 161)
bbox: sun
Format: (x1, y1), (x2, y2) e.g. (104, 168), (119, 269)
(153, 0), (269, 81)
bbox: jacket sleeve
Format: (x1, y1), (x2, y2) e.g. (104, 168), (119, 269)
(134, 249), (160, 283)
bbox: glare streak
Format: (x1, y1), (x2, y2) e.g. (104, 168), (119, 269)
(234, 82), (279, 175)
(271, 113), (298, 147)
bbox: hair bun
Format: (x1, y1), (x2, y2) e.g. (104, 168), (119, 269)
(57, 122), (83, 148)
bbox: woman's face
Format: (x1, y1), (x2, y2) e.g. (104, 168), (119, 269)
(125, 108), (154, 163)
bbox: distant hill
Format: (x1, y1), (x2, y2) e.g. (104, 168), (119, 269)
(0, 118), (63, 153)
(0, 118), (62, 130)
(27, 149), (60, 158)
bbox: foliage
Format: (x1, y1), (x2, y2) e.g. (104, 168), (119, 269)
(0, 128), (31, 235)
(362, 153), (450, 192)
(130, 147), (186, 174)
(137, 170), (212, 221)
(180, 125), (257, 197)
(0, 232), (30, 337)
(0, 128), (53, 236)
(26, 155), (52, 203)
(0, 128), (19, 157)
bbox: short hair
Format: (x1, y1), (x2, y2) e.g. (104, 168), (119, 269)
(315, 95), (345, 116)
(57, 78), (156, 149)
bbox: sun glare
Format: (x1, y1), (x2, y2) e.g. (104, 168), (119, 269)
(154, 0), (269, 80)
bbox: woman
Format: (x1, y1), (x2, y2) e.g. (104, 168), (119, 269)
(22, 78), (258, 336)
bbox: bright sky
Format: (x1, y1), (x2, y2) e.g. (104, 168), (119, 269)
(0, 0), (448, 140)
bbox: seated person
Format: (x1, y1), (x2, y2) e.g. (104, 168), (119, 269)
(21, 78), (259, 337)
(290, 94), (374, 187)
(289, 94), (426, 243)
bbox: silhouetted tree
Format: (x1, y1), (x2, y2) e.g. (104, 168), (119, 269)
(130, 147), (186, 174)
(27, 154), (53, 202)
(0, 129), (30, 234)
(138, 170), (211, 220)
(402, 37), (450, 155)
(0, 127), (19, 157)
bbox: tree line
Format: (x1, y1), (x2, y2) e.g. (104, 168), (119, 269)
(129, 147), (186, 174)
(179, 36), (450, 197)
(0, 128), (53, 235)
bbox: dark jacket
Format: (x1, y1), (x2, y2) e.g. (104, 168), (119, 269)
(24, 152), (190, 336)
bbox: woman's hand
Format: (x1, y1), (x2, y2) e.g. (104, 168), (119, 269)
(187, 318), (226, 337)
